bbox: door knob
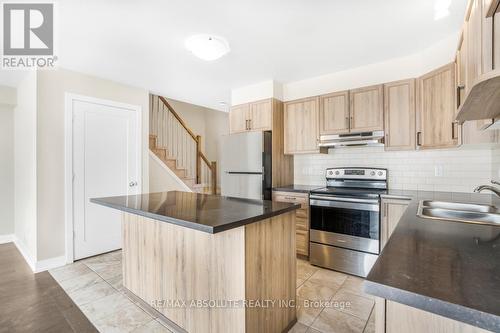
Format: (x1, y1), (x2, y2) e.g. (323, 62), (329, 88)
(129, 181), (138, 187)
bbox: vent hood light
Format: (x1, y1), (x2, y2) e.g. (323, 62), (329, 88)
(185, 34), (230, 61)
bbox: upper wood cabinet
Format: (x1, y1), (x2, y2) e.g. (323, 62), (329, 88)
(249, 99), (272, 131)
(466, 0), (483, 92)
(384, 79), (416, 151)
(229, 99), (272, 134)
(319, 91), (350, 135)
(284, 97), (320, 154)
(417, 63), (458, 149)
(349, 84), (384, 132)
(229, 103), (250, 134)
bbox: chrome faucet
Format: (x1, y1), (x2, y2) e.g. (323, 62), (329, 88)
(474, 180), (500, 197)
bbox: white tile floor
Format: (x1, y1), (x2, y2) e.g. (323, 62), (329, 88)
(50, 251), (375, 333)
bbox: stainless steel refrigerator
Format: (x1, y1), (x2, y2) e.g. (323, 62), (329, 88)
(220, 131), (272, 200)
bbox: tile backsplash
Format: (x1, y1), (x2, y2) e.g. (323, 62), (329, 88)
(294, 145), (497, 193)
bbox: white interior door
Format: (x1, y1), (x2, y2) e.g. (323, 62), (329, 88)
(72, 99), (140, 260)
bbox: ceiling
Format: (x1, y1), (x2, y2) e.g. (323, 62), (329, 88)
(1, 0), (467, 110)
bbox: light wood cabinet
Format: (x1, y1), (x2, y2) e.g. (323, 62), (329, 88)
(417, 63), (459, 149)
(349, 84), (384, 132)
(383, 79), (416, 151)
(284, 97), (320, 154)
(466, 0), (483, 93)
(385, 301), (489, 333)
(249, 99), (272, 131)
(272, 191), (310, 257)
(229, 99), (272, 134)
(229, 103), (250, 134)
(380, 198), (410, 250)
(319, 91), (350, 135)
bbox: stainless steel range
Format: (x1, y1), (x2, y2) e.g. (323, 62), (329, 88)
(309, 167), (388, 277)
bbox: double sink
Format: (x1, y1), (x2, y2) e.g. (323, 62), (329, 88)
(417, 200), (500, 226)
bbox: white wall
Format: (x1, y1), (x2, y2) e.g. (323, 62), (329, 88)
(0, 85), (16, 106)
(294, 146), (493, 193)
(283, 34), (458, 101)
(149, 152), (191, 193)
(0, 105), (14, 237)
(14, 71), (38, 261)
(492, 147), (500, 182)
(36, 68), (150, 261)
(231, 80), (283, 105)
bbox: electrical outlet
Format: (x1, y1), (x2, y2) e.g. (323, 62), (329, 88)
(434, 165), (443, 177)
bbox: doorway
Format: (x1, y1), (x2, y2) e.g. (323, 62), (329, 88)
(65, 94), (142, 261)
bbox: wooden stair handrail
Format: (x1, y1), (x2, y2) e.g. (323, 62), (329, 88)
(158, 96), (198, 141)
(155, 95), (218, 194)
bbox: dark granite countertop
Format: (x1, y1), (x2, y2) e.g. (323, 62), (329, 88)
(365, 191), (500, 332)
(272, 184), (323, 193)
(91, 191), (300, 234)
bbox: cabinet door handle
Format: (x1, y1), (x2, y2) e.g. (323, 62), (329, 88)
(350, 116), (354, 129)
(284, 196), (296, 200)
(246, 120), (249, 130)
(249, 119), (252, 130)
(416, 132), (422, 146)
(456, 85), (464, 108)
(345, 116), (350, 129)
(451, 122), (458, 140)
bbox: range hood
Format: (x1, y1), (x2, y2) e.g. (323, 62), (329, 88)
(318, 131), (385, 148)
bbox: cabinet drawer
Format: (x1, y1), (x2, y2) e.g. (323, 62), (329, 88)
(272, 191), (309, 205)
(296, 216), (309, 231)
(296, 230), (309, 256)
(296, 208), (309, 219)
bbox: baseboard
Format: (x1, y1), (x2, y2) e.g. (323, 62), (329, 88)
(0, 234), (14, 245)
(13, 237), (66, 273)
(13, 237), (36, 272)
(35, 255), (67, 273)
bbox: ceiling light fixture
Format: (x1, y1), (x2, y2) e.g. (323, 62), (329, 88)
(185, 34), (230, 61)
(434, 0), (452, 20)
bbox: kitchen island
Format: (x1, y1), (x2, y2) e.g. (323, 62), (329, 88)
(91, 191), (300, 333)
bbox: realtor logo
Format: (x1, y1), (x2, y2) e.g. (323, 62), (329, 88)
(2, 3), (56, 68)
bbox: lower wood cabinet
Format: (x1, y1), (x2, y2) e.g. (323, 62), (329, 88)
(272, 190), (310, 257)
(383, 301), (489, 333)
(380, 198), (410, 250)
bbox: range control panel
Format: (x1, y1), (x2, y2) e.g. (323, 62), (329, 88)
(326, 168), (387, 180)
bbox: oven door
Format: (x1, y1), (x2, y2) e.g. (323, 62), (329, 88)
(309, 195), (380, 254)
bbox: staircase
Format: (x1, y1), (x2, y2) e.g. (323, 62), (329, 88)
(149, 94), (217, 194)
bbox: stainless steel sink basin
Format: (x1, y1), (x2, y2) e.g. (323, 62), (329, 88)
(417, 201), (500, 226)
(420, 200), (500, 213)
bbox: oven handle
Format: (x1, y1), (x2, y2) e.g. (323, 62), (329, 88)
(309, 194), (379, 204)
(310, 198), (380, 212)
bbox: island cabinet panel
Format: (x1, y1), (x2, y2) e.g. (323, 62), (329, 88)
(349, 84), (384, 132)
(319, 91), (350, 135)
(284, 97), (320, 154)
(122, 213), (246, 333)
(417, 63), (458, 149)
(383, 79), (416, 151)
(386, 301), (489, 333)
(122, 211), (297, 333)
(245, 211), (297, 333)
